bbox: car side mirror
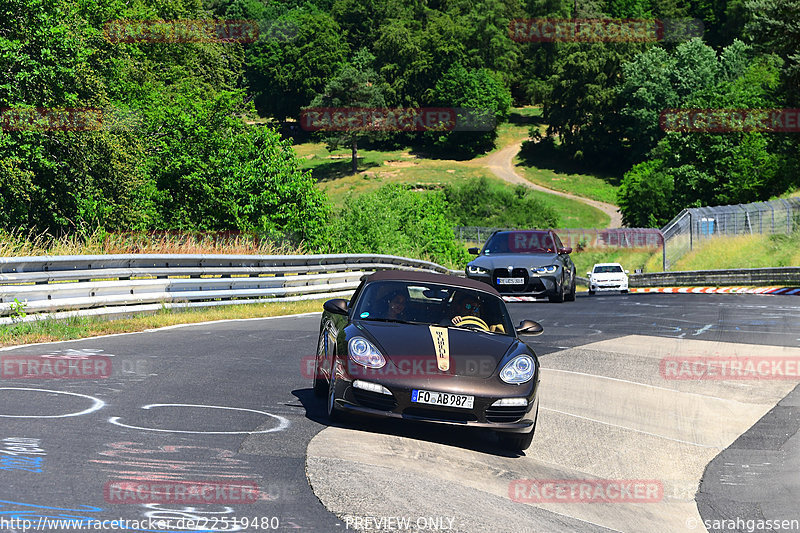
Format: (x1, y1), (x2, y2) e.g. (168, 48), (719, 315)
(586, 271), (591, 276)
(625, 270), (630, 274)
(516, 320), (543, 336)
(323, 298), (349, 315)
(558, 247), (572, 254)
(468, 247), (480, 255)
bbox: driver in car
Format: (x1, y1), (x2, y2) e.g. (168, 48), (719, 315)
(449, 293), (505, 333)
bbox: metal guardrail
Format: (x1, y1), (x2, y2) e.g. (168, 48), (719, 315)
(630, 267), (800, 288)
(0, 254), (462, 324)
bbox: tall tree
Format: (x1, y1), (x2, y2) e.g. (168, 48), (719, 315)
(246, 6), (349, 120)
(307, 50), (387, 174)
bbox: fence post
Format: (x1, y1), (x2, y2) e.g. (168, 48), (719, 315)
(688, 211), (693, 251)
(771, 203), (775, 234)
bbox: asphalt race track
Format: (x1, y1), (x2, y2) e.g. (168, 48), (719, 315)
(2, 292), (800, 533)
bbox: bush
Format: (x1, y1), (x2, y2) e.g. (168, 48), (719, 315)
(330, 185), (470, 267)
(443, 178), (559, 228)
(617, 160), (679, 228)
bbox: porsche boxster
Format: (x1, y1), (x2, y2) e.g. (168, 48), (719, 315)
(312, 270), (543, 451)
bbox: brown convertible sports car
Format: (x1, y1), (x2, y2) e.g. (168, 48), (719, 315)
(312, 270), (543, 451)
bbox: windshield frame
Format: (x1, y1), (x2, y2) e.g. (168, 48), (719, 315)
(481, 231), (556, 255)
(352, 280), (516, 336)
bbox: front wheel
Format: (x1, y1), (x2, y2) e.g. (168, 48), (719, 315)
(327, 359), (342, 422)
(565, 275), (576, 302)
(313, 331), (327, 398)
(548, 277), (565, 303)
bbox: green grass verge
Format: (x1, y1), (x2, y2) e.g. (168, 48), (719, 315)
(665, 233), (800, 271)
(513, 159), (620, 205)
(533, 193), (610, 229)
(0, 299), (326, 348)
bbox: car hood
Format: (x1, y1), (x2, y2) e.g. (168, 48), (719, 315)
(353, 321), (518, 378)
(469, 253), (560, 270)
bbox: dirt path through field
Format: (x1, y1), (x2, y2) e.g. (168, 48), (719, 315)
(483, 140), (623, 228)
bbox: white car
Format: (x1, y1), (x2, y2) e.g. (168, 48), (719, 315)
(587, 263), (629, 294)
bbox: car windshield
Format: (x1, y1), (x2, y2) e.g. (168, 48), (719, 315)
(594, 265), (624, 273)
(352, 280), (515, 336)
(482, 231), (555, 254)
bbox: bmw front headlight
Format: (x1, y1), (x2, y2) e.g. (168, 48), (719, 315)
(467, 265), (489, 275)
(500, 355), (535, 384)
(348, 337), (386, 368)
(532, 265), (558, 274)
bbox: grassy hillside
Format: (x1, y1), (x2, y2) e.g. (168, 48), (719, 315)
(296, 136), (610, 228)
(658, 233), (800, 272)
(565, 232), (800, 277)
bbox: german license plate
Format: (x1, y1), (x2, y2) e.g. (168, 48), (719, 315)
(411, 389), (474, 409)
(497, 277), (524, 284)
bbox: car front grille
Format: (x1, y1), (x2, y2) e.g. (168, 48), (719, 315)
(352, 389), (397, 411)
(402, 407), (477, 423)
(493, 267), (529, 293)
(485, 405), (528, 423)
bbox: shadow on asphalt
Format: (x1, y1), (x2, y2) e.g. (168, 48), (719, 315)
(293, 387), (524, 458)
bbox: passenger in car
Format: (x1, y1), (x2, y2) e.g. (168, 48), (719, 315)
(384, 289), (408, 320)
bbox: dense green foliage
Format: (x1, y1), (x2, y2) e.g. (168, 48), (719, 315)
(427, 65), (512, 156)
(2, 0), (800, 257)
(1, 0), (328, 245)
(443, 178), (559, 228)
(331, 185), (471, 267)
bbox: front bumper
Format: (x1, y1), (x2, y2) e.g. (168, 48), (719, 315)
(332, 373), (539, 434)
(467, 271), (560, 297)
(589, 279), (629, 292)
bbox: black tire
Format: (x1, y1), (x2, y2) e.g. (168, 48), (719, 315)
(588, 290), (595, 295)
(327, 358), (342, 422)
(313, 331), (327, 398)
(565, 275), (576, 302)
(548, 277), (565, 303)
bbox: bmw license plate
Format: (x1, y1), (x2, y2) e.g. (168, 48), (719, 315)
(497, 277), (524, 284)
(411, 389), (474, 409)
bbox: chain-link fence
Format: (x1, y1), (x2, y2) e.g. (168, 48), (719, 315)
(661, 198), (800, 270)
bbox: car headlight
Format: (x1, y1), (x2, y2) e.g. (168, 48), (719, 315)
(532, 265), (558, 274)
(348, 337), (386, 368)
(467, 265), (489, 275)
(500, 355), (535, 384)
